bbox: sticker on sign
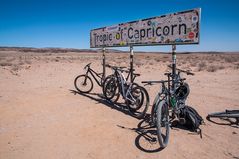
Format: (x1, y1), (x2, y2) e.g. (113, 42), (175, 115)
(90, 8), (201, 48)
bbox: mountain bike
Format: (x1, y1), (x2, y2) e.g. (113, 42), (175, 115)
(102, 64), (140, 103)
(74, 63), (105, 93)
(141, 68), (194, 148)
(104, 66), (149, 119)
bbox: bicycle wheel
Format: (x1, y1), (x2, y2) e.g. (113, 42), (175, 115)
(151, 93), (164, 126)
(127, 85), (149, 119)
(156, 99), (170, 148)
(103, 77), (120, 103)
(102, 74), (114, 94)
(207, 110), (239, 125)
(74, 75), (93, 93)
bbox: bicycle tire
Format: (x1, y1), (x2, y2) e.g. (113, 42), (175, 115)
(74, 75), (93, 93)
(151, 93), (163, 126)
(102, 74), (114, 93)
(127, 85), (149, 119)
(128, 83), (143, 111)
(156, 99), (170, 148)
(103, 77), (120, 103)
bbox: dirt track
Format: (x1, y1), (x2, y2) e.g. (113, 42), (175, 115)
(0, 51), (239, 159)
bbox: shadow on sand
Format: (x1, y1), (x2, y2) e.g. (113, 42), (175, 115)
(206, 116), (239, 128)
(70, 89), (165, 153)
(70, 89), (135, 119)
(117, 118), (164, 153)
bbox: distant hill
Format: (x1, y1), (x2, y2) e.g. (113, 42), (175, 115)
(0, 47), (238, 54)
(0, 47), (127, 53)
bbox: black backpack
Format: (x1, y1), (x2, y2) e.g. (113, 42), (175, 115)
(180, 105), (204, 137)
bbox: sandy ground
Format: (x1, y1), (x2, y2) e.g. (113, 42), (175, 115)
(0, 51), (239, 159)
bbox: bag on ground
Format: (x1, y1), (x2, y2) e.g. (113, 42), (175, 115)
(180, 105), (204, 134)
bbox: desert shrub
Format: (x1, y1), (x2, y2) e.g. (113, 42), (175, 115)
(18, 61), (25, 65)
(146, 56), (150, 60)
(234, 63), (239, 69)
(190, 61), (197, 67)
(6, 57), (16, 62)
(11, 64), (19, 71)
(197, 62), (206, 71)
(218, 65), (225, 70)
(25, 60), (32, 65)
(163, 56), (168, 59)
(135, 61), (144, 67)
(182, 61), (187, 64)
(224, 56), (238, 63)
(0, 62), (13, 66)
(154, 57), (161, 62)
(207, 65), (218, 72)
(149, 61), (154, 65)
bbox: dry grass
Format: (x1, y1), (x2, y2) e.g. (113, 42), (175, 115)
(224, 56), (239, 63)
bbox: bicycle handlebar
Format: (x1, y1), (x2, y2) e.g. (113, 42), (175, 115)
(142, 80), (170, 85)
(106, 64), (139, 76)
(142, 78), (186, 86)
(168, 65), (195, 76)
(106, 64), (126, 70)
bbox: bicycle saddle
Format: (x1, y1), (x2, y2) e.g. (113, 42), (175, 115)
(134, 73), (140, 77)
(84, 63), (91, 69)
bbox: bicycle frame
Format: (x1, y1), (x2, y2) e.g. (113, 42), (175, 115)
(85, 66), (103, 86)
(114, 70), (136, 103)
(150, 75), (183, 119)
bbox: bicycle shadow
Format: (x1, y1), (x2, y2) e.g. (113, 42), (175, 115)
(117, 117), (164, 153)
(70, 89), (164, 152)
(69, 89), (134, 118)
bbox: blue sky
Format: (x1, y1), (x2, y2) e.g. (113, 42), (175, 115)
(0, 0), (239, 52)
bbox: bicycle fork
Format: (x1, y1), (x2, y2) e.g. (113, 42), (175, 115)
(83, 70), (89, 85)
